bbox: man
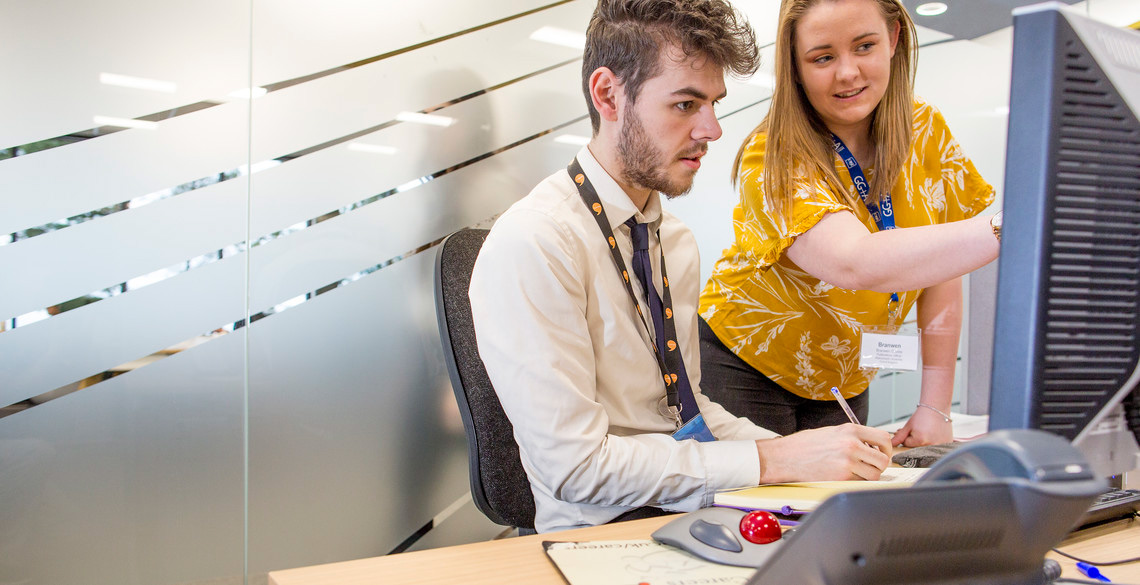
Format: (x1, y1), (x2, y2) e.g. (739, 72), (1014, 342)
(470, 0), (892, 533)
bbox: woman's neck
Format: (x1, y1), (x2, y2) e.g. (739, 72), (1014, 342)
(830, 123), (874, 165)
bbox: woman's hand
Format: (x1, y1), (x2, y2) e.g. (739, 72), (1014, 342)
(890, 406), (953, 447)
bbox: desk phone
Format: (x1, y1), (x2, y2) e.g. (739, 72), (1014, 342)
(653, 429), (1105, 585)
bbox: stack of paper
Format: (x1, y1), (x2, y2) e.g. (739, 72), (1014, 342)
(714, 467), (927, 512)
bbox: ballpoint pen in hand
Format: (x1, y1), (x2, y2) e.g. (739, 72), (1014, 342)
(830, 386), (861, 425)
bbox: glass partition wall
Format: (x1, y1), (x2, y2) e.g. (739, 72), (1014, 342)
(2, 1), (1138, 584)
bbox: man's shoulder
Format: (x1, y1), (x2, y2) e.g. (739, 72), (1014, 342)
(498, 168), (578, 226)
(479, 168), (592, 263)
(659, 208), (697, 243)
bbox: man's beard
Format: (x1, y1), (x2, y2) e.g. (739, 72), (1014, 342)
(617, 107), (696, 199)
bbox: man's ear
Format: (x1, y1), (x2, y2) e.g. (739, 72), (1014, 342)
(589, 67), (622, 123)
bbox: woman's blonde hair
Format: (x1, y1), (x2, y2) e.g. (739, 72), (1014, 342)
(733, 0), (918, 223)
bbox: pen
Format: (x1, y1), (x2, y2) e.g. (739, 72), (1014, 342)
(830, 386), (860, 425)
(1077, 562), (1111, 582)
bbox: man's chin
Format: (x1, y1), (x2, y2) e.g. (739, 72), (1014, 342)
(661, 181), (695, 199)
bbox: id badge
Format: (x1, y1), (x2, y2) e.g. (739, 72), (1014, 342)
(859, 324), (920, 371)
(671, 413), (716, 443)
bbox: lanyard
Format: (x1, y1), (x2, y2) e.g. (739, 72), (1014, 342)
(567, 158), (684, 422)
(830, 134), (896, 232)
(830, 134), (901, 313)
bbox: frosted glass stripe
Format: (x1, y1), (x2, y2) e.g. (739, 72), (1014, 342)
(0, 101), (251, 238)
(0, 1), (589, 239)
(0, 61), (581, 327)
(0, 255), (247, 408)
(246, 2), (589, 163)
(0, 113), (592, 410)
(1, 222), (465, 417)
(0, 330), (246, 585)
(247, 120), (583, 311)
(249, 0), (557, 88)
(248, 61), (583, 236)
(0, 0), (562, 151)
(258, 0), (575, 93)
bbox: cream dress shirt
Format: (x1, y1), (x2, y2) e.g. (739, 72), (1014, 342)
(470, 147), (776, 533)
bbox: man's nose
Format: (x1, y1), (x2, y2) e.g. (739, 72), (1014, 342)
(694, 104), (722, 142)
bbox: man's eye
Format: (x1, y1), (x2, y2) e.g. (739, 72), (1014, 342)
(676, 101), (694, 112)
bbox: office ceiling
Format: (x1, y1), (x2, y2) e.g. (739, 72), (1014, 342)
(901, 0), (1082, 41)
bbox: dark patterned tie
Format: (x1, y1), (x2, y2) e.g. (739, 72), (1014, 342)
(626, 218), (699, 422)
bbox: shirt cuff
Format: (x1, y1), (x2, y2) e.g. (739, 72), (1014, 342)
(699, 439), (763, 507)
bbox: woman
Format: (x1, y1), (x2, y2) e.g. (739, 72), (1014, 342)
(698, 0), (1001, 447)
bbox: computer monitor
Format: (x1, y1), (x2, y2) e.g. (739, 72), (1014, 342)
(989, 2), (1140, 478)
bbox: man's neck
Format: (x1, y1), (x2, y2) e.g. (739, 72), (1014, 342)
(587, 141), (654, 212)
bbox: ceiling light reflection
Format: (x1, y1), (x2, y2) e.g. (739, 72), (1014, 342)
(99, 72), (177, 93)
(915, 2), (948, 16)
(396, 112), (456, 127)
(228, 87), (268, 99)
(93, 115), (158, 130)
(348, 143), (399, 155)
(529, 26), (587, 49)
(554, 134), (591, 146)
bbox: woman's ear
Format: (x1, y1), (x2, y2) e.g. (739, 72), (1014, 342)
(589, 67), (621, 123)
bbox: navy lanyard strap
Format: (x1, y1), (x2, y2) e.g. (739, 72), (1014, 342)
(830, 134), (896, 232)
(567, 158), (683, 413)
(830, 134), (900, 308)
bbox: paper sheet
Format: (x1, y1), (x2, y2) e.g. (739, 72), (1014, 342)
(543, 540), (755, 585)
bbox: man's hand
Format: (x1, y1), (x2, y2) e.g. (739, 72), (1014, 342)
(890, 406), (953, 447)
(755, 424), (892, 484)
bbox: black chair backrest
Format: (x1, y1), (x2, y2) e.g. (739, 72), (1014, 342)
(434, 228), (536, 530)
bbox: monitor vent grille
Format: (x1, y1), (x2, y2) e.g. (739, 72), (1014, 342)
(1097, 29), (1140, 73)
(875, 529), (1004, 557)
(1040, 42), (1140, 438)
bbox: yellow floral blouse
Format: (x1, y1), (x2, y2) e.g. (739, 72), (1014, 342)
(699, 99), (995, 401)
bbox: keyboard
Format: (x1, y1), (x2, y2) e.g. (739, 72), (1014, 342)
(1074, 487), (1140, 531)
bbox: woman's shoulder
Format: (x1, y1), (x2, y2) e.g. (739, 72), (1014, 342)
(910, 96), (958, 148)
(742, 128), (769, 155)
(911, 96), (937, 119)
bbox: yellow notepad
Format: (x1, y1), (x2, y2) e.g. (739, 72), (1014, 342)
(714, 467), (927, 512)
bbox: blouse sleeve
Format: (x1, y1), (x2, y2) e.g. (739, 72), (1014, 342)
(735, 133), (849, 271)
(927, 104), (996, 222)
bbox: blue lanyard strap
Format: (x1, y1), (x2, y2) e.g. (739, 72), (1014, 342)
(830, 134), (900, 308)
(830, 134), (896, 232)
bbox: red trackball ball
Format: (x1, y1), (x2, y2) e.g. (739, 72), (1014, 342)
(739, 510), (782, 544)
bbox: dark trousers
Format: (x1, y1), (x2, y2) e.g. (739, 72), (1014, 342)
(698, 317), (868, 436)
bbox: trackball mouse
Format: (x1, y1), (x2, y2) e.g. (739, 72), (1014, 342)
(651, 507), (786, 567)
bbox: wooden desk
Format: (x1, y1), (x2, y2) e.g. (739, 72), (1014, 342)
(269, 514), (1140, 585)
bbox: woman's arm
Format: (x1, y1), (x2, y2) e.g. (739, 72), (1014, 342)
(891, 277), (962, 447)
(785, 210), (998, 293)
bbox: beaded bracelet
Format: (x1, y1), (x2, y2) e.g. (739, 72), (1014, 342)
(917, 403), (953, 422)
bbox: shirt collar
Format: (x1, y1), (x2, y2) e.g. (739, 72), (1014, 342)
(575, 146), (664, 232)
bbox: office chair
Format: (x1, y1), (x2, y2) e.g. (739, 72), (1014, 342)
(434, 227), (537, 534)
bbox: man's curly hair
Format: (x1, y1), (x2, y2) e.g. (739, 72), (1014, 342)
(581, 0), (760, 133)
